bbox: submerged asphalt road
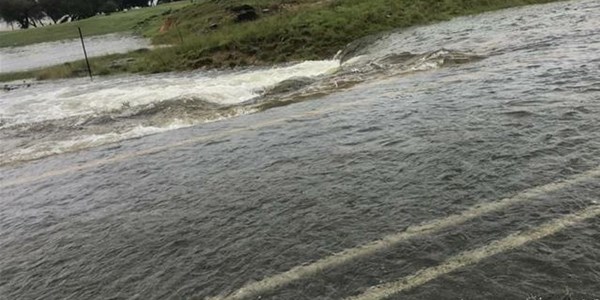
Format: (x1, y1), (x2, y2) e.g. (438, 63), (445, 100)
(2, 0), (600, 299)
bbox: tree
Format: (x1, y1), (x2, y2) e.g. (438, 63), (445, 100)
(37, 0), (66, 23)
(99, 0), (119, 14)
(59, 0), (97, 19)
(0, 0), (43, 29)
(0, 0), (153, 29)
(120, 0), (150, 10)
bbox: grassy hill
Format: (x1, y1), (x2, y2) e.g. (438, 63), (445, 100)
(1, 0), (562, 82)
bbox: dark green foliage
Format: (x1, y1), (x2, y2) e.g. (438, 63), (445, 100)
(0, 0), (42, 28)
(0, 0), (154, 27)
(37, 0), (64, 23)
(99, 0), (119, 14)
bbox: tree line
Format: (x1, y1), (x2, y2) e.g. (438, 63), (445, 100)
(0, 0), (172, 29)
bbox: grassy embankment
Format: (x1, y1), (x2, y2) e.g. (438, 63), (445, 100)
(1, 0), (561, 82)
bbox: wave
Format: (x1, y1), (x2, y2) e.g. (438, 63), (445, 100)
(0, 97), (259, 165)
(341, 48), (485, 75)
(0, 46), (486, 165)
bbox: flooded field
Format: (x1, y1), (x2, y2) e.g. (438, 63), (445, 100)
(0, 33), (150, 73)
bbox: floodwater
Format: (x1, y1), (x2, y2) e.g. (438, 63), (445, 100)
(0, 33), (151, 73)
(1, 0), (600, 299)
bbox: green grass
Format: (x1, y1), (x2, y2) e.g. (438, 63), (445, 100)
(0, 1), (190, 48)
(0, 0), (563, 81)
(132, 0), (563, 71)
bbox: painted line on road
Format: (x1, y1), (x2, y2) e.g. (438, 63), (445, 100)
(206, 166), (600, 300)
(3, 91), (600, 298)
(346, 204), (600, 300)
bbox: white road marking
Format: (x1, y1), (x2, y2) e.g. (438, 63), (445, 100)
(346, 204), (600, 300)
(2, 91), (598, 299)
(206, 167), (600, 300)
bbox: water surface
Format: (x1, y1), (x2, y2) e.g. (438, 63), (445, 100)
(1, 0), (600, 299)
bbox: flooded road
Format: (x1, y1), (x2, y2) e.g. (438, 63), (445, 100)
(1, 0), (600, 299)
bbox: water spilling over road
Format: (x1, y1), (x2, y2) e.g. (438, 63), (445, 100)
(1, 0), (600, 299)
(0, 60), (339, 164)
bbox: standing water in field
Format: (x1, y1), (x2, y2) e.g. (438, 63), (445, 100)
(0, 33), (151, 73)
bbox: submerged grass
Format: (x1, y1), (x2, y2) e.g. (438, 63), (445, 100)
(1, 0), (562, 81)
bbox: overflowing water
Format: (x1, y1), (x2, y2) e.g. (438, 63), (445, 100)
(0, 60), (340, 164)
(0, 33), (151, 73)
(0, 47), (487, 165)
(1, 0), (600, 299)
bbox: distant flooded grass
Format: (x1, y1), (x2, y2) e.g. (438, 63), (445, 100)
(0, 51), (149, 81)
(1, 0), (562, 81)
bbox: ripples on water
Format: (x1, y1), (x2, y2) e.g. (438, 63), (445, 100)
(0, 60), (340, 164)
(1, 0), (600, 299)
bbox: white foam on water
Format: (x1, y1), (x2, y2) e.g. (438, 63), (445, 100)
(0, 60), (339, 127)
(0, 105), (260, 165)
(0, 123), (186, 165)
(0, 60), (338, 164)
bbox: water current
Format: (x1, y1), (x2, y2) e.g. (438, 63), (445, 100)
(1, 0), (600, 299)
